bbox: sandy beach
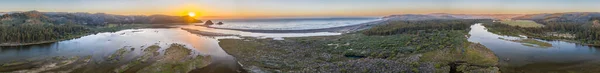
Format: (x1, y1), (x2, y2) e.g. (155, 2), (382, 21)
(200, 20), (385, 33)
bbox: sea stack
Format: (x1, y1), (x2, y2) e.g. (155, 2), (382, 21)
(204, 20), (214, 25)
(217, 22), (224, 25)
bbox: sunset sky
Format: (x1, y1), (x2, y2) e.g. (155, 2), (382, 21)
(1, 0), (599, 18)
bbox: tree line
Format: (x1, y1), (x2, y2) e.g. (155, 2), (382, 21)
(362, 19), (491, 35)
(484, 21), (600, 45)
(0, 24), (90, 43)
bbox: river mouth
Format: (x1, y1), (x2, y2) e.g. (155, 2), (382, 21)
(468, 23), (600, 72)
(0, 25), (341, 72)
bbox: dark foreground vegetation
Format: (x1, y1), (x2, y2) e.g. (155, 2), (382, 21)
(484, 20), (600, 46)
(219, 19), (500, 73)
(0, 11), (198, 46)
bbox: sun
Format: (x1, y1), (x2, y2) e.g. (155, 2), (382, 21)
(188, 12), (196, 17)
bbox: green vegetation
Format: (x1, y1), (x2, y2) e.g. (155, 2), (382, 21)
(219, 19), (499, 72)
(0, 24), (90, 44)
(485, 21), (600, 46)
(499, 20), (544, 27)
(107, 47), (131, 62)
(0, 11), (186, 46)
(421, 42), (499, 73)
(499, 38), (553, 48)
(362, 19), (490, 35)
(0, 23), (154, 46)
(0, 43), (210, 73)
(137, 44), (210, 73)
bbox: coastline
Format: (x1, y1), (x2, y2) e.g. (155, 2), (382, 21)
(181, 28), (239, 36)
(201, 20), (385, 33)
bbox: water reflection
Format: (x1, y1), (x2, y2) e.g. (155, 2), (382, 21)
(0, 25), (343, 72)
(468, 23), (600, 66)
(178, 25), (341, 40)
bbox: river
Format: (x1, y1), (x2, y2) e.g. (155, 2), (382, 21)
(0, 26), (341, 72)
(0, 17), (377, 72)
(468, 23), (600, 72)
(3, 22), (598, 72)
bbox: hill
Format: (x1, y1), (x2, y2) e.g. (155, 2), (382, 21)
(383, 13), (522, 21)
(382, 14), (461, 21)
(512, 12), (600, 23)
(0, 11), (53, 25)
(1, 11), (202, 26)
(0, 11), (203, 46)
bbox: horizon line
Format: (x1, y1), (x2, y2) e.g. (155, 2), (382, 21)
(3, 10), (600, 19)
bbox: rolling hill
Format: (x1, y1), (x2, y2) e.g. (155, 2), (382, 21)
(382, 13), (522, 21)
(1, 11), (202, 26)
(512, 12), (600, 23)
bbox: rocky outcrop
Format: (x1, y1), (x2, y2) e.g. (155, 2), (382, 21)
(217, 22), (223, 25)
(204, 20), (214, 25)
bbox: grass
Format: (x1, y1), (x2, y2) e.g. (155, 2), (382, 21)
(514, 39), (553, 48)
(219, 27), (498, 72)
(107, 47), (130, 62)
(499, 20), (544, 27)
(420, 42), (498, 66)
(499, 38), (553, 48)
(137, 44), (210, 73)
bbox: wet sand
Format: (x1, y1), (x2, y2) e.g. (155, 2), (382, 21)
(181, 28), (239, 36)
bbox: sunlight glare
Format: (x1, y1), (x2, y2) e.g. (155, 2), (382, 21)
(188, 12), (196, 17)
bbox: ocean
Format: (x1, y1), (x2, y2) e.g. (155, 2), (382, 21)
(203, 17), (380, 30)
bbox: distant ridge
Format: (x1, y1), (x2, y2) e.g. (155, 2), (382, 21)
(1, 11), (202, 26)
(512, 12), (600, 22)
(382, 13), (522, 21)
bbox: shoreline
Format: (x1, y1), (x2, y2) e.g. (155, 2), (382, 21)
(0, 33), (91, 47)
(181, 28), (239, 36)
(201, 20), (385, 33)
(0, 24), (179, 47)
(0, 41), (59, 47)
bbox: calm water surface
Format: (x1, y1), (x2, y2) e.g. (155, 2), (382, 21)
(207, 17), (379, 30)
(468, 23), (600, 68)
(0, 23), (344, 72)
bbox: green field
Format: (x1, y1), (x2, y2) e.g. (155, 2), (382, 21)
(499, 20), (544, 27)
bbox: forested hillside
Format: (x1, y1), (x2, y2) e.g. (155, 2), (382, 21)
(0, 11), (202, 46)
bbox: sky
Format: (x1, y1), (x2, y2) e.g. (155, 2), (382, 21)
(1, 0), (599, 18)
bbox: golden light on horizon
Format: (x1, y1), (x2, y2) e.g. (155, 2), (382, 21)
(188, 12), (196, 17)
